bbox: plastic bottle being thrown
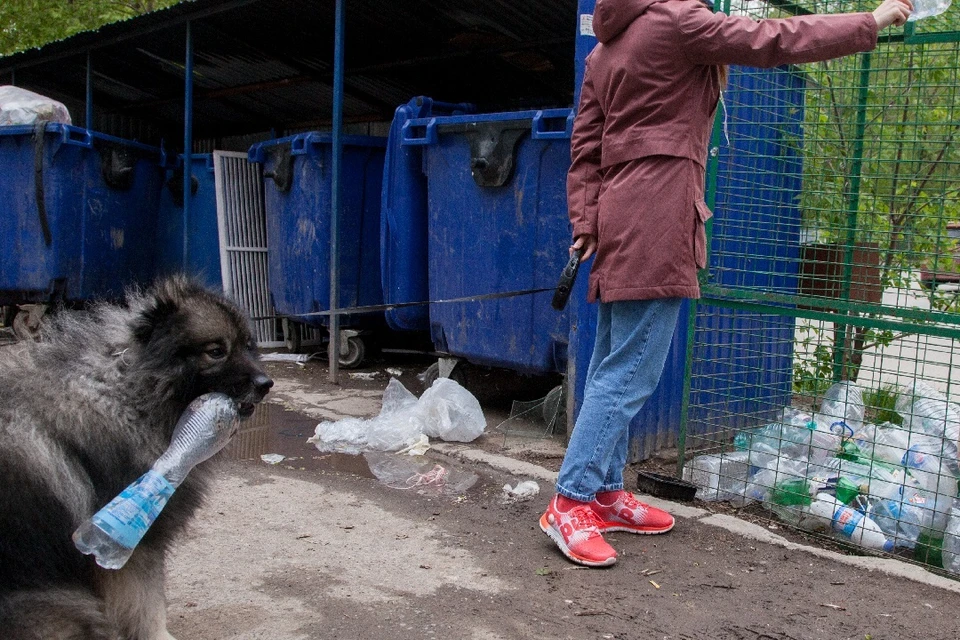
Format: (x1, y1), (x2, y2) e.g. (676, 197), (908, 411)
(908, 0), (952, 21)
(72, 393), (240, 569)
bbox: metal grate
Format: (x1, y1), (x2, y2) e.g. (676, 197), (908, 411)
(213, 151), (282, 347)
(679, 0), (960, 576)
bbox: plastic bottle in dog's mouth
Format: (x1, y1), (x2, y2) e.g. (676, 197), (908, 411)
(72, 393), (239, 569)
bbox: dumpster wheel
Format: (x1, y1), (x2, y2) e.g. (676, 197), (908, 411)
(338, 335), (366, 369)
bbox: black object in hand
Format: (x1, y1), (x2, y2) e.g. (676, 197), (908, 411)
(551, 248), (584, 311)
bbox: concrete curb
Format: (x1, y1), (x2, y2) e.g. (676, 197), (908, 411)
(433, 443), (960, 595)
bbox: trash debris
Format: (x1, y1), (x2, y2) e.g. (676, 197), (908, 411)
(363, 451), (478, 496)
(495, 385), (566, 438)
(307, 377), (485, 454)
(260, 453), (286, 464)
(502, 480), (540, 502)
(684, 379), (960, 566)
(386, 368), (404, 377)
(348, 371), (379, 381)
(260, 352), (322, 365)
(0, 85), (72, 125)
(943, 499), (960, 573)
(396, 434), (431, 456)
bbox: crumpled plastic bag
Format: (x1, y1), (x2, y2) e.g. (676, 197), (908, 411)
(502, 480), (540, 503)
(364, 451), (478, 496)
(419, 377), (486, 442)
(0, 86), (72, 126)
(307, 377), (486, 454)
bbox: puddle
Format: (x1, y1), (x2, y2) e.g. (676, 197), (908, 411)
(225, 402), (374, 478)
(226, 402), (483, 496)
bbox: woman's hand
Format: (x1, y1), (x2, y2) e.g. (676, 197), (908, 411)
(572, 234), (597, 262)
(873, 0), (914, 29)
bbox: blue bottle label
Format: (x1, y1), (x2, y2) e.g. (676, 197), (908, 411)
(832, 506), (863, 538)
(91, 470), (175, 549)
(901, 445), (926, 468)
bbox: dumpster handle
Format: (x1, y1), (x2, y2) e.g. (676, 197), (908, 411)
(531, 111), (574, 140)
(59, 126), (94, 149)
(33, 122), (53, 247)
(400, 118), (438, 146)
(290, 134), (311, 156)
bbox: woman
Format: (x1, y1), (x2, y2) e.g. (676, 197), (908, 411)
(541, 0), (914, 567)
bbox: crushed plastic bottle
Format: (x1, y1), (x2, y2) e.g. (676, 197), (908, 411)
(908, 0), (952, 21)
(942, 499), (960, 572)
(735, 407), (838, 466)
(869, 478), (925, 549)
(806, 493), (893, 551)
(73, 393), (239, 569)
(682, 451), (752, 504)
(815, 381), (864, 440)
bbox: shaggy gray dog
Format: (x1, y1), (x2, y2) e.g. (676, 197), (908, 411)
(0, 276), (273, 640)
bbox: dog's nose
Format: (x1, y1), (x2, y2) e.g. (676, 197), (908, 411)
(254, 374), (274, 395)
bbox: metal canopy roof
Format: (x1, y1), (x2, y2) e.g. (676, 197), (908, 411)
(0, 0), (578, 148)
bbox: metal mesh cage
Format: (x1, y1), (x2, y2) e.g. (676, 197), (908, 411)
(679, 0), (960, 574)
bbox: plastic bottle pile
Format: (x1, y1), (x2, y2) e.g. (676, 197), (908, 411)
(683, 380), (960, 572)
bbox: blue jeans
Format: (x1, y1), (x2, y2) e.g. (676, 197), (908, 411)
(556, 298), (682, 502)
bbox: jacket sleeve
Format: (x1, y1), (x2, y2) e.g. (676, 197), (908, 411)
(678, 6), (878, 68)
(567, 56), (605, 240)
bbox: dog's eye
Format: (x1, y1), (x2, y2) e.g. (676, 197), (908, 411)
(205, 345), (227, 360)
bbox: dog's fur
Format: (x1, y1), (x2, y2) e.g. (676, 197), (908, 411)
(0, 276), (273, 640)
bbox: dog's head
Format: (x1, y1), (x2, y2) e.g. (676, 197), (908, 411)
(128, 276), (273, 418)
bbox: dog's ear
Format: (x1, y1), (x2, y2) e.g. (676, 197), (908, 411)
(130, 277), (194, 345)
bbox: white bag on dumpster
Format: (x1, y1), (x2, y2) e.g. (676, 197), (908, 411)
(307, 377), (486, 453)
(0, 86), (72, 126)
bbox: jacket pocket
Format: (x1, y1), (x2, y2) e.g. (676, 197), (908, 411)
(694, 199), (713, 269)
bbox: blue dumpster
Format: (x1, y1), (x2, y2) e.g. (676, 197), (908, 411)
(156, 154), (222, 289)
(249, 132), (386, 335)
(402, 108), (574, 374)
(380, 97), (473, 333)
(0, 123), (165, 304)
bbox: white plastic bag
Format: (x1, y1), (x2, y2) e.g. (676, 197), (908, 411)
(0, 86), (71, 126)
(363, 451), (478, 496)
(307, 377), (486, 453)
(419, 377), (486, 442)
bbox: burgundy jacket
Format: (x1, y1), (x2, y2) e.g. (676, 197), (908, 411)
(568, 0), (879, 302)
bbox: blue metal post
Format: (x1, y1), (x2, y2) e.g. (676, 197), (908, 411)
(183, 20), (195, 268)
(85, 52), (93, 130)
(567, 0), (599, 441)
(328, 0), (345, 384)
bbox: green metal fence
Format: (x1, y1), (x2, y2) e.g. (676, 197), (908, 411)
(678, 0), (960, 576)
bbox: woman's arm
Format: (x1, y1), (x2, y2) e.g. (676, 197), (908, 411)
(679, 0), (912, 68)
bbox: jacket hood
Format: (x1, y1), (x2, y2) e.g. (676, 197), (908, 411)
(592, 0), (667, 43)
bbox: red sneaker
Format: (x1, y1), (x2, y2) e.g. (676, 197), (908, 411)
(539, 495), (617, 567)
(590, 490), (675, 534)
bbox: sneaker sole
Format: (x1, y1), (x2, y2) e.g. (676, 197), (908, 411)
(539, 513), (617, 568)
(598, 521), (675, 535)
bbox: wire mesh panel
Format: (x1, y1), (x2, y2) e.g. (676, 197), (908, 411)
(680, 0), (960, 576)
